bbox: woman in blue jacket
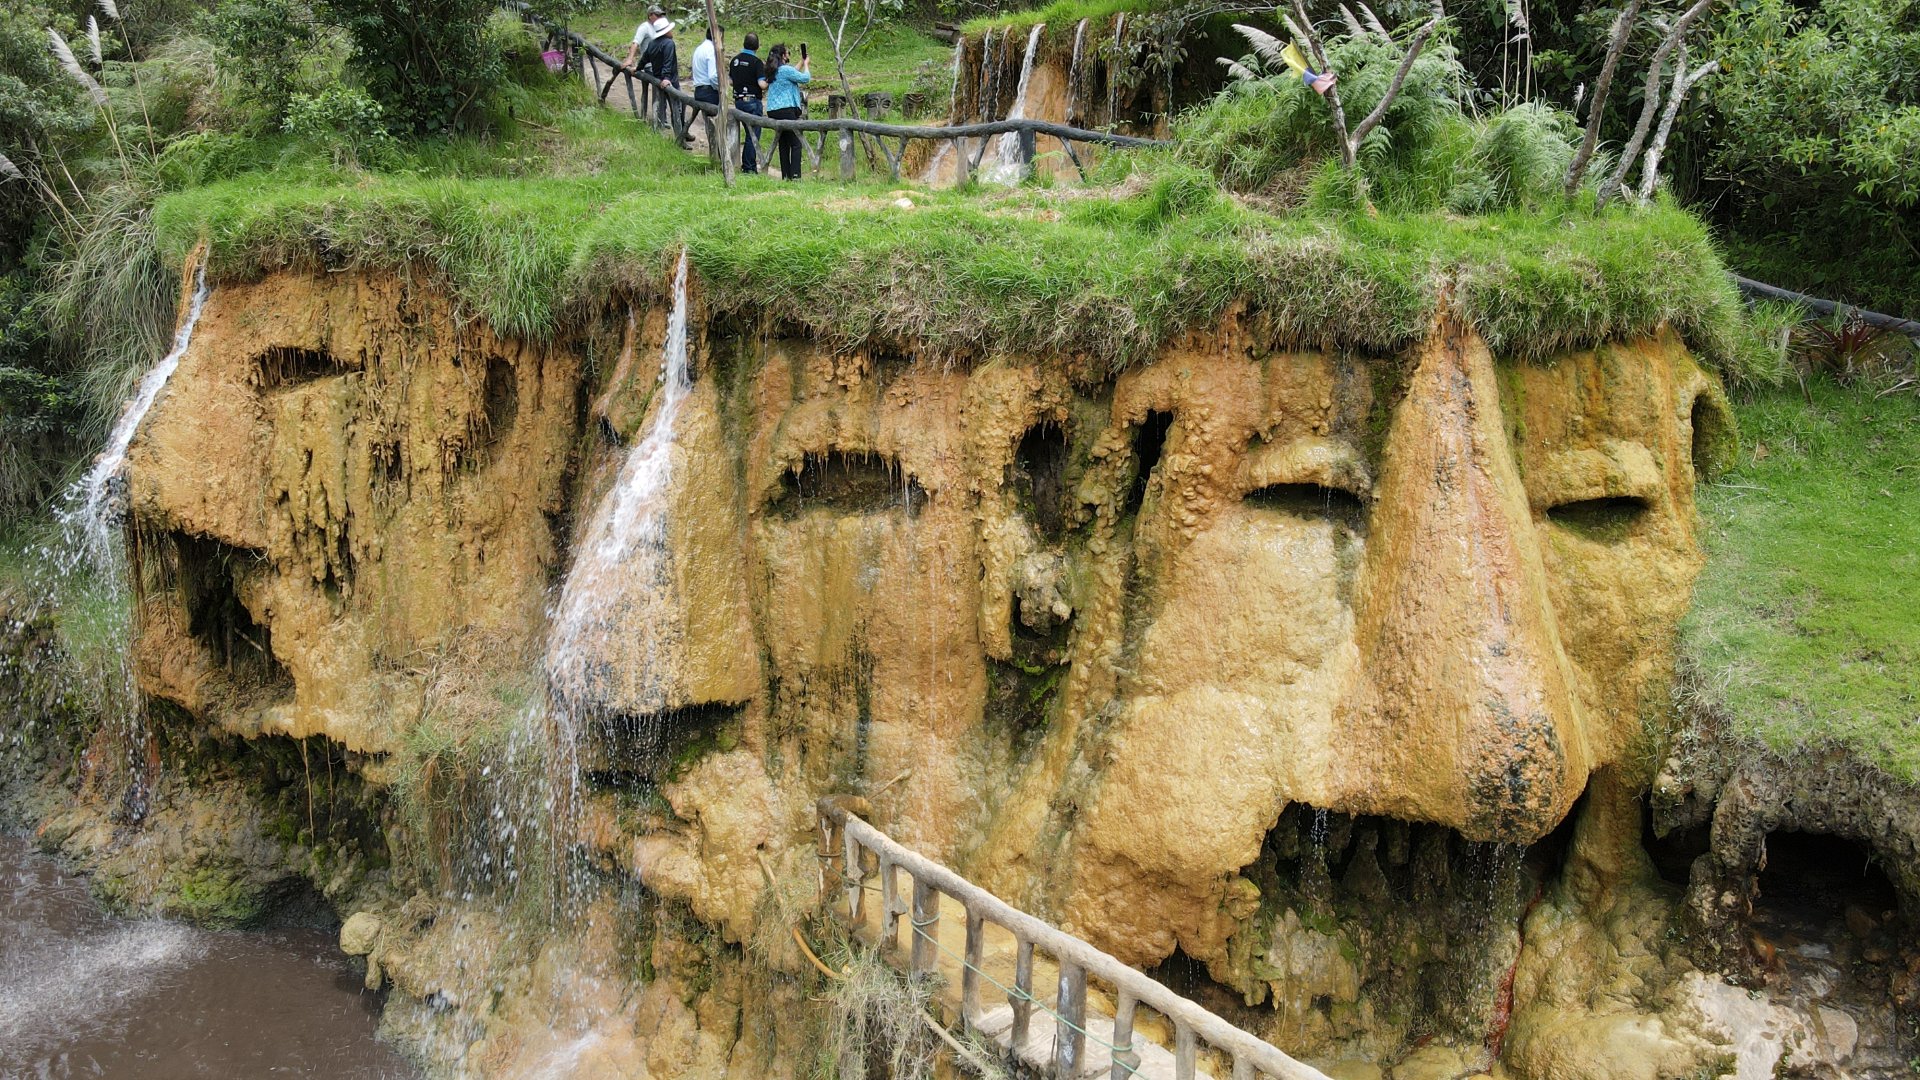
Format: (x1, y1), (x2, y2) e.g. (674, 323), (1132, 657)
(764, 44), (811, 181)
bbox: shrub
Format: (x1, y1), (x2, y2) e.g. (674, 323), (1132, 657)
(201, 0), (325, 123)
(1448, 102), (1577, 214)
(283, 84), (397, 168)
(322, 0), (504, 136)
(1700, 0), (1920, 311)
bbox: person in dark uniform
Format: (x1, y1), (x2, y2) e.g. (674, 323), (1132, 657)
(727, 33), (767, 174)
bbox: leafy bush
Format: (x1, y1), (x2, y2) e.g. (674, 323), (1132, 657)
(1178, 29), (1583, 217)
(1448, 102), (1577, 214)
(283, 85), (397, 168)
(322, 0), (504, 135)
(202, 0), (325, 123)
(1701, 0), (1920, 311)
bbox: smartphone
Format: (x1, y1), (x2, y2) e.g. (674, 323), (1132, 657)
(799, 42), (808, 60)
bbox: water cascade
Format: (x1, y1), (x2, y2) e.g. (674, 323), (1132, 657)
(1067, 18), (1089, 126)
(986, 23), (1046, 184)
(919, 42), (966, 183)
(546, 252), (691, 705)
(1108, 13), (1127, 123)
(19, 263), (211, 811)
(538, 251), (693, 921)
(977, 27), (999, 122)
(69, 265), (210, 572)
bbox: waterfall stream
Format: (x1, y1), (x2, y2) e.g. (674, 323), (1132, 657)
(986, 24), (1046, 184)
(546, 250), (691, 702)
(1068, 18), (1089, 126)
(919, 42), (966, 183)
(69, 265), (209, 572)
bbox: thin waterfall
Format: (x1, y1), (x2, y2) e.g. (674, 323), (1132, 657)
(520, 252), (692, 924)
(978, 28), (998, 122)
(1108, 13), (1127, 127)
(946, 37), (963, 118)
(1067, 18), (1089, 126)
(69, 265), (210, 570)
(986, 23), (1045, 184)
(919, 42), (966, 183)
(23, 262), (212, 818)
(546, 250), (691, 703)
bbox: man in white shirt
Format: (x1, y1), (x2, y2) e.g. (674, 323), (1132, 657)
(690, 30), (720, 128)
(624, 6), (686, 135)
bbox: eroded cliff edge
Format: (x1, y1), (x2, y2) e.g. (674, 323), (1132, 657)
(3, 257), (1914, 1079)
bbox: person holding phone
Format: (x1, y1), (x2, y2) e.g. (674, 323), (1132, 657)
(763, 42), (811, 181)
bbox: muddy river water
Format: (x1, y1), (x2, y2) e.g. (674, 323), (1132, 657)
(0, 832), (416, 1079)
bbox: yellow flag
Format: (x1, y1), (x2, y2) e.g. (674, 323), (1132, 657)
(1281, 42), (1312, 76)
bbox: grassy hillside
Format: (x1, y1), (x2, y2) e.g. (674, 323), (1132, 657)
(149, 36), (1765, 380)
(1682, 374), (1920, 781)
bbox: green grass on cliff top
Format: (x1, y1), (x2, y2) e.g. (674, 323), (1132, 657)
(1682, 374), (1920, 782)
(149, 48), (1759, 378)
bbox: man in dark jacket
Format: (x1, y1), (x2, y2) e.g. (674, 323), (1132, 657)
(625, 6), (687, 137)
(727, 33), (767, 174)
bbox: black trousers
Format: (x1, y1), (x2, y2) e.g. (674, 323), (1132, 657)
(769, 106), (803, 180)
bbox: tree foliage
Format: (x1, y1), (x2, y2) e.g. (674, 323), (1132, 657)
(1699, 0), (1919, 309)
(322, 0), (505, 135)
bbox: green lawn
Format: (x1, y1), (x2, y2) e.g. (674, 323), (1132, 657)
(1682, 375), (1920, 781)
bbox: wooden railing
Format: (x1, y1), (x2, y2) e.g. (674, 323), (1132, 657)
(817, 799), (1332, 1080)
(525, 10), (1169, 182)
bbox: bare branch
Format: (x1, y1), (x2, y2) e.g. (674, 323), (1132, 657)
(1290, 0), (1352, 165)
(1636, 52), (1717, 201)
(1564, 0), (1641, 194)
(1347, 0), (1445, 157)
(1597, 0), (1714, 206)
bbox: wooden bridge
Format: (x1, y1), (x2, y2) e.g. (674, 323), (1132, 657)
(816, 800), (1333, 1080)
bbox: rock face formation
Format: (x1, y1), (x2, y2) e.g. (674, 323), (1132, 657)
(918, 15), (1180, 182)
(91, 257), (1846, 1075)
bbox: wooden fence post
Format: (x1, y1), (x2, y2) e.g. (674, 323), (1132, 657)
(910, 876), (938, 976)
(1056, 960), (1088, 1076)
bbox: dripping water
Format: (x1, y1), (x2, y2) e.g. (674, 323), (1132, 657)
(1108, 13), (1127, 126)
(986, 23), (1046, 185)
(1067, 18), (1088, 126)
(919, 42), (966, 184)
(71, 266), (211, 570)
(18, 263), (213, 810)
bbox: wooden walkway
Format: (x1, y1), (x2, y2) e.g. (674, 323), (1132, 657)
(817, 801), (1333, 1080)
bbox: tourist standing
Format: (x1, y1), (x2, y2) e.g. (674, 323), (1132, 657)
(626, 6), (686, 137)
(764, 43), (811, 181)
(727, 33), (767, 174)
(691, 30), (720, 142)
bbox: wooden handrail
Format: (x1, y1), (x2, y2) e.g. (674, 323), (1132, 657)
(528, 8), (1170, 151)
(818, 799), (1333, 1080)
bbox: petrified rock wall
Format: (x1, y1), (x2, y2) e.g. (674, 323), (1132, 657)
(126, 270), (582, 755)
(115, 259), (1754, 1072)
